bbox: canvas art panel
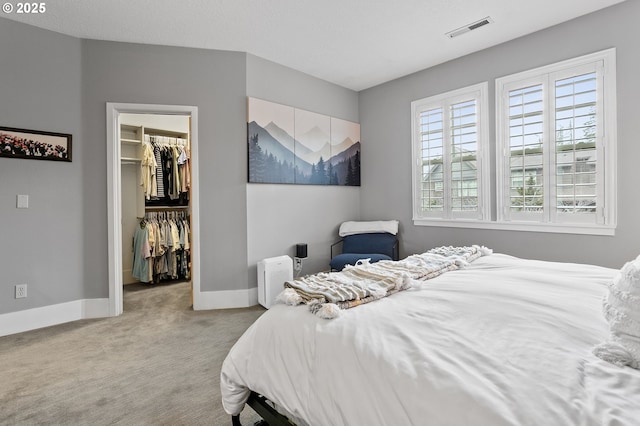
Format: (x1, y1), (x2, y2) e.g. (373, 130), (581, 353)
(247, 97), (296, 183)
(294, 108), (331, 185)
(247, 97), (360, 186)
(330, 117), (361, 186)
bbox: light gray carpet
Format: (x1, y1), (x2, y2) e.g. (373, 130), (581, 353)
(0, 281), (265, 425)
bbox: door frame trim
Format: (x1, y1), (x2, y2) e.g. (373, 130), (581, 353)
(106, 103), (200, 315)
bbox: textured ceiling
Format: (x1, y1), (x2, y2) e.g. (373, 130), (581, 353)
(2, 0), (626, 91)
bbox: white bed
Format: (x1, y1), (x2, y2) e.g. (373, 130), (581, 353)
(221, 253), (640, 425)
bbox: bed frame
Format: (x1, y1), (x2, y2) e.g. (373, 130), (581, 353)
(231, 391), (296, 426)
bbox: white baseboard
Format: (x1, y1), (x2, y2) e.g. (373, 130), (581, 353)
(0, 298), (110, 337)
(193, 287), (258, 310)
(0, 289), (259, 336)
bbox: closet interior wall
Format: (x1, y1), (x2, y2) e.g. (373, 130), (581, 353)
(119, 114), (191, 286)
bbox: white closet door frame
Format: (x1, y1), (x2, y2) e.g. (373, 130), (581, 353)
(106, 103), (200, 316)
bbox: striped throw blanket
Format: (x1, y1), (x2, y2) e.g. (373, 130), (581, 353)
(277, 245), (491, 319)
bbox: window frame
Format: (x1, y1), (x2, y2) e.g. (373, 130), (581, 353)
(495, 48), (617, 235)
(411, 82), (490, 224)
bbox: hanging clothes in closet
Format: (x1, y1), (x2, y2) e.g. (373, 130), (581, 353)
(142, 135), (190, 206)
(131, 211), (191, 283)
(132, 219), (151, 282)
(140, 140), (157, 200)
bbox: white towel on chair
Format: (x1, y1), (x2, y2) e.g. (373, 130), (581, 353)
(339, 220), (399, 236)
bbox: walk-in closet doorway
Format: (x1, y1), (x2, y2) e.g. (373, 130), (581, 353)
(106, 103), (201, 316)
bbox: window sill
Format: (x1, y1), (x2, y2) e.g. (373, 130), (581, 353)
(412, 218), (615, 236)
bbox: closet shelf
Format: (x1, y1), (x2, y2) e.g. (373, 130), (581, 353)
(145, 127), (188, 138)
(145, 205), (189, 210)
(121, 157), (141, 163)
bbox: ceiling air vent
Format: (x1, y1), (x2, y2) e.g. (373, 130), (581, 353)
(446, 16), (493, 39)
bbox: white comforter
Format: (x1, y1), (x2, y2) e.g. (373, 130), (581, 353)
(221, 254), (640, 425)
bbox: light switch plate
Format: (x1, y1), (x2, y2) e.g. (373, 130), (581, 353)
(17, 194), (29, 209)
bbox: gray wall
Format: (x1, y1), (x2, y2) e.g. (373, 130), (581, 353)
(0, 19), (362, 317)
(81, 40), (248, 294)
(246, 55), (360, 284)
(359, 0), (639, 268)
(2, 0), (635, 319)
(0, 20), (83, 314)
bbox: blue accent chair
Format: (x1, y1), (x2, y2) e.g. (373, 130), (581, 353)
(330, 232), (399, 271)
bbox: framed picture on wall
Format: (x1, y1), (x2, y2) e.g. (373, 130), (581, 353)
(247, 97), (360, 186)
(0, 126), (72, 162)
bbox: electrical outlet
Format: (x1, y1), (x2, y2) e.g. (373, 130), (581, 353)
(294, 257), (303, 270)
(15, 284), (27, 299)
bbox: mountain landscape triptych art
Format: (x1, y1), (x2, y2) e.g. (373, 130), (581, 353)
(247, 97), (361, 186)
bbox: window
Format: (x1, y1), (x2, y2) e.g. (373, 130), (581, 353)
(496, 49), (616, 233)
(410, 50), (616, 235)
(411, 82), (489, 223)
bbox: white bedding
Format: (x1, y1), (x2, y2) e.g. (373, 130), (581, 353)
(221, 254), (640, 425)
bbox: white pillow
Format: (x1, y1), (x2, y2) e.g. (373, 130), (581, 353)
(594, 255), (640, 369)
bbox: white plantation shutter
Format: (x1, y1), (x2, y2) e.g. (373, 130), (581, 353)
(450, 99), (479, 213)
(496, 49), (615, 231)
(418, 107), (444, 212)
(412, 82), (489, 221)
(507, 83), (544, 221)
(553, 71), (599, 221)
